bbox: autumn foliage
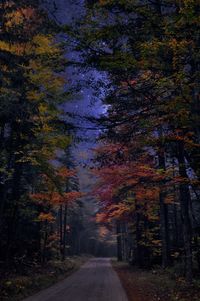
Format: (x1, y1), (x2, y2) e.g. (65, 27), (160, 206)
(0, 0), (82, 267)
(78, 0), (200, 282)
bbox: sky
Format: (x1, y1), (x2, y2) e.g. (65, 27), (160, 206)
(54, 0), (106, 167)
(45, 0), (116, 253)
(54, 0), (106, 237)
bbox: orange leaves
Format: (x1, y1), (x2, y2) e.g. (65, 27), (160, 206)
(30, 193), (50, 203)
(135, 187), (160, 202)
(51, 192), (64, 205)
(30, 166), (82, 206)
(94, 160), (161, 205)
(164, 194), (175, 205)
(99, 226), (109, 238)
(96, 203), (129, 224)
(30, 192), (58, 205)
(38, 212), (55, 223)
(31, 190), (82, 227)
(96, 212), (108, 223)
(56, 167), (75, 180)
(120, 79), (137, 90)
(94, 143), (129, 161)
(108, 203), (130, 219)
(6, 7), (36, 26)
(62, 191), (83, 204)
(31, 191), (82, 206)
(5, 6), (42, 34)
(93, 143), (163, 227)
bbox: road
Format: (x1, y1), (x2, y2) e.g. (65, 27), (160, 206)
(23, 258), (128, 301)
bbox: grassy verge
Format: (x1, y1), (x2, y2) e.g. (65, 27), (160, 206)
(0, 256), (89, 301)
(112, 260), (200, 301)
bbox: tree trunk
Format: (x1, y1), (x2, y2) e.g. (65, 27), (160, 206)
(135, 205), (143, 267)
(6, 160), (22, 265)
(42, 220), (48, 264)
(177, 140), (193, 282)
(159, 191), (170, 268)
(62, 204), (68, 261)
(59, 204), (63, 257)
(116, 221), (122, 261)
(158, 128), (170, 268)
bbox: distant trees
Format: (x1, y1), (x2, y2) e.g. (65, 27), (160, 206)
(74, 0), (200, 282)
(0, 0), (83, 268)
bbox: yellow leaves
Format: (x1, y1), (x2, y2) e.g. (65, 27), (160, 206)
(38, 103), (48, 114)
(33, 35), (59, 56)
(35, 146), (55, 161)
(0, 34), (59, 59)
(151, 239), (162, 247)
(0, 40), (26, 56)
(50, 135), (71, 149)
(5, 7), (38, 28)
(167, 38), (193, 69)
(0, 41), (10, 52)
(28, 60), (65, 96)
(38, 212), (55, 223)
(26, 90), (45, 102)
(5, 9), (26, 27)
(99, 0), (109, 5)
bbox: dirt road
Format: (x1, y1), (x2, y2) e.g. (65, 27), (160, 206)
(23, 258), (128, 301)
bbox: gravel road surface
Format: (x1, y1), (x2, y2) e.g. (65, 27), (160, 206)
(23, 258), (128, 301)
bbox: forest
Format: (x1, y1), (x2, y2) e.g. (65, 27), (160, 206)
(0, 0), (200, 300)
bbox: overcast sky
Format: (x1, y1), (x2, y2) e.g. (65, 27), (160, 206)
(54, 0), (106, 193)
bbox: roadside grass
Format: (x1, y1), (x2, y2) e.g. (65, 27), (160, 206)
(0, 256), (89, 301)
(112, 260), (200, 301)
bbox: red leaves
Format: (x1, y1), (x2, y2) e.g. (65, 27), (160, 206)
(93, 143), (162, 224)
(94, 162), (161, 203)
(120, 79), (137, 89)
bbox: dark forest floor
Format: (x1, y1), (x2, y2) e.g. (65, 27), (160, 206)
(0, 256), (89, 301)
(113, 260), (200, 301)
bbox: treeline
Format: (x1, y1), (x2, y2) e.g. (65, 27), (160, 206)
(0, 0), (84, 270)
(73, 0), (200, 282)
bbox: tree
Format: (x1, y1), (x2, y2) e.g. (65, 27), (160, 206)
(71, 0), (200, 282)
(0, 0), (81, 267)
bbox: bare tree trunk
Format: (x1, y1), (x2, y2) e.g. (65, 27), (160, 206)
(159, 191), (170, 268)
(6, 161), (22, 265)
(177, 140), (193, 282)
(116, 221), (122, 261)
(158, 128), (170, 268)
(59, 204), (63, 257)
(62, 204), (68, 261)
(42, 220), (48, 264)
(135, 205), (143, 267)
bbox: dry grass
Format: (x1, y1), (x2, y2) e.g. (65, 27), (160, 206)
(112, 260), (200, 301)
(0, 256), (89, 301)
